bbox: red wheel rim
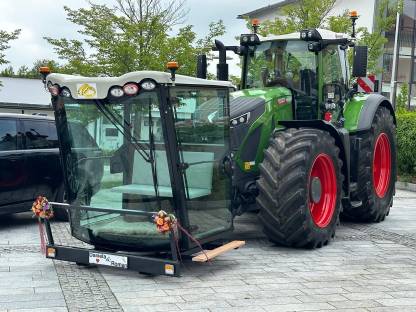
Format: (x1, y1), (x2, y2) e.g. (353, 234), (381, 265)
(308, 154), (337, 228)
(373, 133), (391, 198)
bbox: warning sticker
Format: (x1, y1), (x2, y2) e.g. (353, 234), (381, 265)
(165, 264), (175, 275)
(77, 83), (98, 99)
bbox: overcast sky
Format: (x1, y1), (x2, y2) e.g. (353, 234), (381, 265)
(0, 0), (273, 76)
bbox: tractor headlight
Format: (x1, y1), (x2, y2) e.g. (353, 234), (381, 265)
(61, 88), (72, 98)
(141, 80), (156, 91)
(230, 112), (250, 127)
(110, 87), (124, 97)
(240, 34), (260, 46)
(123, 83), (139, 95)
(300, 29), (322, 41)
(300, 31), (307, 40)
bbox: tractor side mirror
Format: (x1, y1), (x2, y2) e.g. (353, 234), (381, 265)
(352, 46), (368, 77)
(196, 54), (207, 79)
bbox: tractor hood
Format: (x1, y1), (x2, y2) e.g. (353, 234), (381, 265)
(230, 87), (292, 121)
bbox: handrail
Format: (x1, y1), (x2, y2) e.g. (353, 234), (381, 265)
(49, 202), (156, 217)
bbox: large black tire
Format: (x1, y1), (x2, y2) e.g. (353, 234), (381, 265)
(342, 106), (396, 222)
(257, 128), (343, 248)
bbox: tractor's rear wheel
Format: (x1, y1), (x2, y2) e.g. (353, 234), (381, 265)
(257, 128), (343, 248)
(342, 106), (396, 222)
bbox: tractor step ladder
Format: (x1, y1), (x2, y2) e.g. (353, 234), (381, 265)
(192, 240), (245, 262)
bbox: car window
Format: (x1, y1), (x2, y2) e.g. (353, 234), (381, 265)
(0, 118), (17, 151)
(22, 119), (58, 149)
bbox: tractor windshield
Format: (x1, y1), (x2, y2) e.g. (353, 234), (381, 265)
(245, 40), (317, 95)
(53, 85), (232, 250)
(56, 91), (171, 249)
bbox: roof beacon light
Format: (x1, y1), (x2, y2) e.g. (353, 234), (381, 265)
(167, 61), (179, 85)
(252, 19), (260, 34)
(349, 10), (358, 18)
(123, 83), (139, 95)
(110, 87), (124, 97)
(349, 10), (359, 38)
(39, 66), (51, 75)
(39, 66), (51, 84)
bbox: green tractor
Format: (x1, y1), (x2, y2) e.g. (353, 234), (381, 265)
(38, 15), (396, 277)
(203, 18), (396, 248)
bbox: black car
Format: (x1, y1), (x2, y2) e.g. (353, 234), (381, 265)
(0, 113), (103, 220)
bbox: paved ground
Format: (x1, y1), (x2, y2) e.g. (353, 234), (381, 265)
(1, 189), (416, 312)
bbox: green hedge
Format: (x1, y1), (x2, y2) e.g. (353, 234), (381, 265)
(396, 111), (416, 178)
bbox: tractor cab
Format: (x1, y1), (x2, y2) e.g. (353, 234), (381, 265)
(239, 29), (354, 121)
(43, 69), (234, 256)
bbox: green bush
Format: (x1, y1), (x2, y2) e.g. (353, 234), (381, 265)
(396, 111), (416, 177)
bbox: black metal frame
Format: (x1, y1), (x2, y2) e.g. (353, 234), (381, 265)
(43, 202), (181, 276)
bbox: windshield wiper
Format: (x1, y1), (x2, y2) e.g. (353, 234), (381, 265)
(94, 101), (151, 162)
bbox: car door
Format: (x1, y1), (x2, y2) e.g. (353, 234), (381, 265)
(21, 118), (63, 202)
(0, 117), (27, 213)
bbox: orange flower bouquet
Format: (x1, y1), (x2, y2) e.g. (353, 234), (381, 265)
(153, 210), (176, 233)
(32, 196), (54, 220)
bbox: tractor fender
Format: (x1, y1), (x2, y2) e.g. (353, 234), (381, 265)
(278, 120), (350, 196)
(357, 94), (396, 132)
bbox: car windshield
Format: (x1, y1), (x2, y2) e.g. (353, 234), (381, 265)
(245, 40), (317, 94)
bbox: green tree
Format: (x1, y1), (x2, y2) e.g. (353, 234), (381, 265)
(45, 0), (225, 77)
(0, 65), (14, 77)
(0, 29), (20, 66)
(258, 0), (350, 36)
(0, 29), (20, 86)
(254, 0), (402, 74)
(396, 83), (409, 113)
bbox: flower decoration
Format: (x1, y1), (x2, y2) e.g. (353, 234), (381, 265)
(32, 196), (54, 220)
(154, 210), (176, 233)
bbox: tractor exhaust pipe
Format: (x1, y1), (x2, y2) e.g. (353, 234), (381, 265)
(215, 40), (229, 81)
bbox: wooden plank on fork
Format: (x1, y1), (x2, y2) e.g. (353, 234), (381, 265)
(192, 240), (245, 262)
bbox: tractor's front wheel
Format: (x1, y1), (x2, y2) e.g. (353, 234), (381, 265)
(342, 106), (396, 222)
(257, 128), (343, 248)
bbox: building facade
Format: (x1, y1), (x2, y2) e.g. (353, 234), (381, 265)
(383, 0), (416, 107)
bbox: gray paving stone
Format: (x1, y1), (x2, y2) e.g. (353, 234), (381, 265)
(296, 294), (346, 303)
(0, 299), (66, 310)
(8, 309), (68, 312)
(209, 307), (266, 312)
(329, 299), (382, 309)
(376, 297), (416, 306)
(263, 302), (336, 312)
(342, 292), (393, 300)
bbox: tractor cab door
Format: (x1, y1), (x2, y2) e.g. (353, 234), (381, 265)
(169, 86), (233, 243)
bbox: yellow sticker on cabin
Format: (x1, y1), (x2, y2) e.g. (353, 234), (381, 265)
(244, 162), (251, 170)
(77, 83), (97, 99)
